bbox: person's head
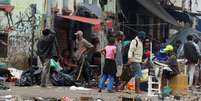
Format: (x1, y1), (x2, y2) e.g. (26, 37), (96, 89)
(137, 31), (146, 41)
(194, 39), (199, 44)
(42, 29), (51, 36)
(175, 40), (182, 48)
(187, 35), (193, 41)
(116, 31), (124, 41)
(144, 38), (150, 48)
(74, 30), (83, 40)
(108, 37), (115, 45)
(163, 44), (174, 54)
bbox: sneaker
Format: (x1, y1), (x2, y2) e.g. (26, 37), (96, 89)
(98, 89), (102, 93)
(107, 90), (114, 93)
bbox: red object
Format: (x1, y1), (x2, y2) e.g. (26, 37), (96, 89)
(145, 50), (151, 57)
(61, 15), (113, 32)
(62, 16), (101, 25)
(0, 5), (14, 13)
(106, 20), (113, 29)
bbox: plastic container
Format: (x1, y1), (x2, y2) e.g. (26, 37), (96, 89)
(169, 73), (188, 95)
(0, 63), (7, 69)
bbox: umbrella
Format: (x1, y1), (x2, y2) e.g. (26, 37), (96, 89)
(168, 28), (201, 44)
(167, 28), (201, 57)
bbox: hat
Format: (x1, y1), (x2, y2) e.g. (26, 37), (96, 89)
(137, 31), (146, 40)
(74, 30), (83, 36)
(163, 45), (174, 52)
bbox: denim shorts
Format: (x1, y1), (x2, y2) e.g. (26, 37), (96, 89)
(130, 62), (142, 78)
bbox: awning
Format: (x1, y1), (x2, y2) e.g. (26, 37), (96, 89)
(0, 5), (14, 13)
(62, 15), (101, 25)
(61, 15), (113, 32)
(167, 9), (192, 23)
(136, 0), (180, 27)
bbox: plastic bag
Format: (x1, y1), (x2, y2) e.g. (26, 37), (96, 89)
(162, 85), (172, 96)
(15, 67), (42, 86)
(50, 59), (63, 72)
(50, 72), (75, 86)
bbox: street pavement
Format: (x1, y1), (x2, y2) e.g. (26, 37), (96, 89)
(0, 84), (145, 101)
(0, 84), (201, 101)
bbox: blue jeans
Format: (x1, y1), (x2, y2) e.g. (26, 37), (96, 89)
(131, 62), (142, 78)
(98, 74), (114, 91)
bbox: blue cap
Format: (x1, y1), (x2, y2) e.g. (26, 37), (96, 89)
(137, 31), (146, 40)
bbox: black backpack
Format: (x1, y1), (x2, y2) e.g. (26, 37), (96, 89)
(184, 42), (199, 63)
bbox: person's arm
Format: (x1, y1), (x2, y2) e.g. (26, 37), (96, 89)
(114, 46), (117, 58)
(83, 39), (94, 49)
(128, 39), (136, 64)
(177, 44), (184, 58)
(193, 42), (201, 56)
(100, 48), (106, 57)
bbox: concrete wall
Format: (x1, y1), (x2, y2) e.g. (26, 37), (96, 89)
(0, 0), (44, 57)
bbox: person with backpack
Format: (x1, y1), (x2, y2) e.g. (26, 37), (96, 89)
(183, 35), (201, 88)
(127, 31), (145, 94)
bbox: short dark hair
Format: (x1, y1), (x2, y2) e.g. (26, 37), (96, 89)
(176, 40), (181, 44)
(108, 37), (115, 45)
(187, 35), (193, 41)
(42, 29), (51, 36)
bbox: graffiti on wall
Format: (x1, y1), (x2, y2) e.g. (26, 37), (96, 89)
(7, 4), (42, 57)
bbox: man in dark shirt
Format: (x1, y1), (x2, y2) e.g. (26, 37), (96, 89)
(37, 29), (58, 87)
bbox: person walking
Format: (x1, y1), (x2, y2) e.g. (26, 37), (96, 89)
(127, 31), (145, 94)
(37, 29), (58, 87)
(98, 37), (117, 93)
(183, 35), (201, 89)
(115, 31), (124, 79)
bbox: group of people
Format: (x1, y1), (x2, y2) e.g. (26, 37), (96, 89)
(98, 31), (147, 93)
(36, 28), (201, 94)
(37, 29), (94, 87)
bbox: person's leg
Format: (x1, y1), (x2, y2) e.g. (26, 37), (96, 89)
(188, 64), (196, 87)
(82, 55), (91, 83)
(116, 65), (123, 77)
(98, 74), (108, 91)
(107, 74), (114, 92)
(133, 63), (142, 93)
(41, 59), (50, 87)
(194, 65), (199, 86)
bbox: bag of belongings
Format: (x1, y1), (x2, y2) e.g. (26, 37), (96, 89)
(49, 57), (76, 86)
(50, 71), (75, 86)
(15, 66), (42, 86)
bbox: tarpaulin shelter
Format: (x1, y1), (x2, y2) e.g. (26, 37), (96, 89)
(136, 0), (180, 27)
(60, 15), (113, 32)
(166, 9), (193, 23)
(168, 28), (201, 44)
(167, 28), (201, 57)
(77, 3), (102, 18)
